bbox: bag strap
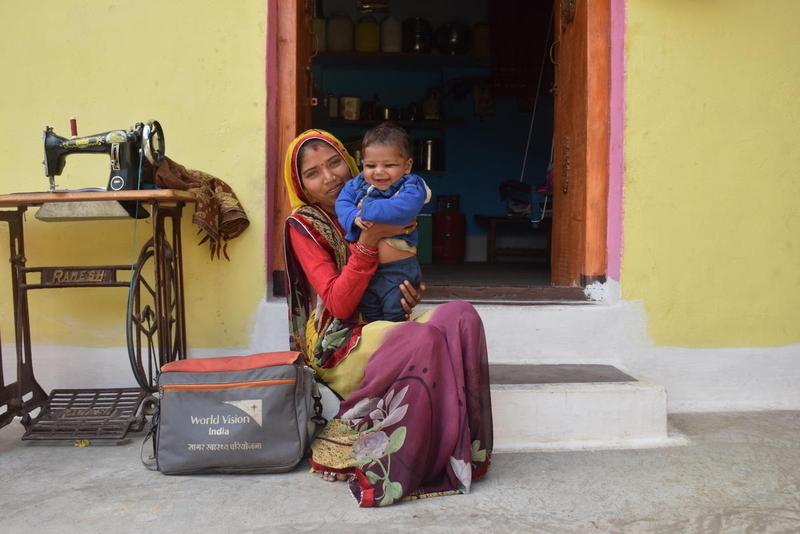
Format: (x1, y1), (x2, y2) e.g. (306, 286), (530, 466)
(140, 411), (159, 471)
(310, 379), (328, 440)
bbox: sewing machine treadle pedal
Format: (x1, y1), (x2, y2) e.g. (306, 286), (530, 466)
(21, 388), (149, 441)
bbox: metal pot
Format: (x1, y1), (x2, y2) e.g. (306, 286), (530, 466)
(415, 139), (443, 172)
(380, 106), (398, 120)
(434, 23), (471, 56)
(402, 18), (433, 54)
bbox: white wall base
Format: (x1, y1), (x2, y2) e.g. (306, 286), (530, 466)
(4, 284), (799, 417)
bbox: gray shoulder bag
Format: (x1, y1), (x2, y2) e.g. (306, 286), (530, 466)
(142, 351), (326, 475)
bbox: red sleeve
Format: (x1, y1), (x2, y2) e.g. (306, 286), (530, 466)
(288, 225), (378, 319)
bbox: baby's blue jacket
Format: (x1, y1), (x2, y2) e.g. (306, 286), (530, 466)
(335, 173), (429, 244)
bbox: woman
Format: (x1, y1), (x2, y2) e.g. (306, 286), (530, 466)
(283, 129), (493, 507)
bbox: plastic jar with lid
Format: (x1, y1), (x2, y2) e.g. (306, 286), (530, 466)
(327, 12), (354, 52)
(355, 16), (380, 52)
(381, 15), (402, 53)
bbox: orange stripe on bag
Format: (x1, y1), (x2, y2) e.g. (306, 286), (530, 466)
(162, 379), (296, 392)
(161, 351), (306, 373)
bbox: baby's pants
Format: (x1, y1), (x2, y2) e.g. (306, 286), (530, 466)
(359, 256), (422, 322)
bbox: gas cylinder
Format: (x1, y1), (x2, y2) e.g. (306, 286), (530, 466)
(432, 195), (466, 264)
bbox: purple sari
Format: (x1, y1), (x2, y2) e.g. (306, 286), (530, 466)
(309, 301), (493, 506)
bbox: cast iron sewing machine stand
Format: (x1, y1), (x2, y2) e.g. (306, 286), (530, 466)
(0, 190), (195, 440)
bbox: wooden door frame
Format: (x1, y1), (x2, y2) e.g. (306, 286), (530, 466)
(551, 0), (610, 287)
(267, 0), (312, 284)
(267, 0), (611, 292)
(582, 0), (610, 286)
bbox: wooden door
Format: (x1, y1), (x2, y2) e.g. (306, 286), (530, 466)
(551, 0), (610, 286)
(269, 0), (314, 279)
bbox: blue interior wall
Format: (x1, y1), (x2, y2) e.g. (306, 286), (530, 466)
(313, 0), (553, 239)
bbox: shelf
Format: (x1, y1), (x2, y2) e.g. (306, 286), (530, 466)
(314, 52), (490, 71)
(328, 118), (464, 129)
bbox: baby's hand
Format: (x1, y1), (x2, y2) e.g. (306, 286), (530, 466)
(355, 214), (373, 230)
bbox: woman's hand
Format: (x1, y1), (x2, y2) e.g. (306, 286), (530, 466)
(358, 219), (418, 247)
(400, 280), (426, 320)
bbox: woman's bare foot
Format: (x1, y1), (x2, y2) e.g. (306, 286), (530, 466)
(319, 471), (349, 482)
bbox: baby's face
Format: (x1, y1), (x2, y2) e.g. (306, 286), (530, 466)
(361, 144), (413, 191)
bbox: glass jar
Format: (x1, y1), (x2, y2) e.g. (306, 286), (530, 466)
(355, 16), (380, 52)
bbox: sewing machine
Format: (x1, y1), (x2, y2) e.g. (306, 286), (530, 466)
(42, 120), (165, 217)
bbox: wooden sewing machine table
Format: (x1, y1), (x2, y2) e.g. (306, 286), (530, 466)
(0, 190), (195, 440)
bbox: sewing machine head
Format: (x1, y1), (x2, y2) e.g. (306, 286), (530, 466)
(42, 121), (165, 192)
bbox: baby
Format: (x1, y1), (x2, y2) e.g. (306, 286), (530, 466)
(336, 123), (430, 322)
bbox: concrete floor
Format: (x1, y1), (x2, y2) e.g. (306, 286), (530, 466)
(1, 411), (799, 534)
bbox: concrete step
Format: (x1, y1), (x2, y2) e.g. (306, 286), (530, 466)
(491, 364), (670, 452)
(318, 363), (672, 453)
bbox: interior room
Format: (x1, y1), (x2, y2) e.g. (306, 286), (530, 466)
(309, 0), (557, 302)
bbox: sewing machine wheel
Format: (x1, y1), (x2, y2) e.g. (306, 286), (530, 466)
(142, 121), (165, 166)
(127, 237), (184, 392)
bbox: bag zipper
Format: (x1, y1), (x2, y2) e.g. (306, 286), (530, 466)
(161, 378), (295, 392)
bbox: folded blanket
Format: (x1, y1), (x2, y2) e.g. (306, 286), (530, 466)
(147, 156), (249, 259)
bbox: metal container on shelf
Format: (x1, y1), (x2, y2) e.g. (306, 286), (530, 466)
(328, 95), (339, 118)
(402, 17), (433, 53)
(423, 90), (440, 120)
(434, 22), (472, 56)
(340, 96), (361, 120)
(415, 139), (444, 172)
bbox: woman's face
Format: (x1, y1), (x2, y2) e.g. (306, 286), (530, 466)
(298, 141), (351, 212)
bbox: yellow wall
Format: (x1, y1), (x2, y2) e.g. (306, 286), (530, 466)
(0, 1), (267, 348)
(2, 1), (798, 354)
(624, 0), (800, 347)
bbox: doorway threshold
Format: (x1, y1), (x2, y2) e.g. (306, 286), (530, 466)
(271, 263), (592, 305)
(422, 262), (588, 305)
(424, 284), (587, 305)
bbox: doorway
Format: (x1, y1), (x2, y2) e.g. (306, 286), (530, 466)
(269, 0), (610, 304)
